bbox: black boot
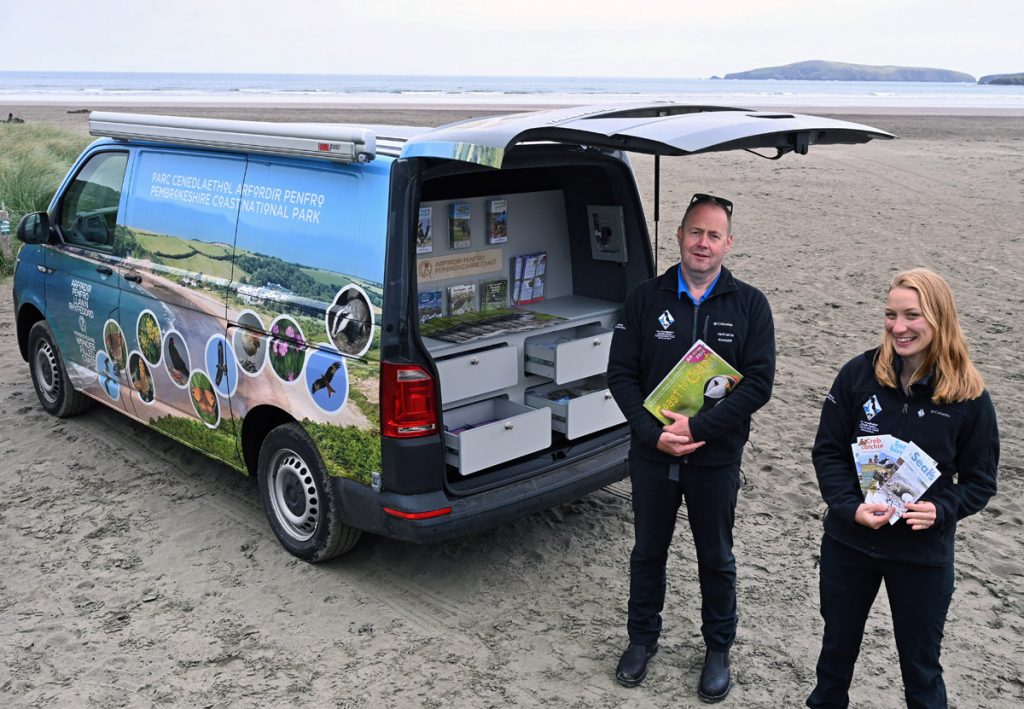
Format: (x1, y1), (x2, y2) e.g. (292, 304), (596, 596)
(697, 649), (731, 702)
(615, 642), (659, 687)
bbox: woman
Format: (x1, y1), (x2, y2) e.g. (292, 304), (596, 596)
(807, 268), (999, 709)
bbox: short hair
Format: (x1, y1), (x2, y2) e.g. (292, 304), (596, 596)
(681, 198), (732, 234)
(874, 268), (984, 403)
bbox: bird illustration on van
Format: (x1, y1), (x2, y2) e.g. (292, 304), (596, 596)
(166, 335), (189, 385)
(311, 361), (342, 397)
(215, 340), (228, 387)
(698, 374), (740, 414)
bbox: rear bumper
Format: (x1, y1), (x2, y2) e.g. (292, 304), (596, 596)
(333, 440), (629, 544)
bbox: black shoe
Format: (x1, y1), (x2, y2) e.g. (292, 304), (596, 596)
(697, 649), (731, 702)
(615, 642), (659, 687)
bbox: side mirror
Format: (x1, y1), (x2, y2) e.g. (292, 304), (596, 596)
(16, 212), (51, 244)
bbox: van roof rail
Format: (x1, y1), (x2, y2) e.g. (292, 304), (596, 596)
(89, 111), (377, 163)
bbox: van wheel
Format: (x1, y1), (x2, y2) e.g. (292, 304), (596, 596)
(257, 422), (361, 561)
(28, 321), (90, 417)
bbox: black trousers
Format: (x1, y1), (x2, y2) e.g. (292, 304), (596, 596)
(807, 534), (955, 709)
(626, 453), (740, 651)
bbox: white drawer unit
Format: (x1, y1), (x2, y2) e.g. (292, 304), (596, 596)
(524, 324), (613, 384)
(443, 398), (552, 475)
(434, 344), (519, 403)
(525, 377), (626, 440)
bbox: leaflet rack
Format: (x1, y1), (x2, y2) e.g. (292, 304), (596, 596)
(89, 112), (377, 164)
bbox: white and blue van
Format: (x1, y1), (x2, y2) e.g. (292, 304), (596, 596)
(13, 105), (891, 560)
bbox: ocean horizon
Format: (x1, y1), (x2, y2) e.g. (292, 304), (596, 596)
(2, 71), (1023, 110)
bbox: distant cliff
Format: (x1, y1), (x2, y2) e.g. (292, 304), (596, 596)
(722, 60), (975, 83)
(979, 73), (1024, 86)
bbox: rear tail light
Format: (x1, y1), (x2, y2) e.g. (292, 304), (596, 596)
(381, 361), (437, 438)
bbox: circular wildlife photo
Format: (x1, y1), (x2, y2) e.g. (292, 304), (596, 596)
(205, 334), (238, 398)
(189, 370), (220, 428)
(326, 285), (374, 357)
(233, 311), (267, 377)
(162, 330), (191, 389)
(136, 310), (162, 365)
(96, 350), (120, 401)
(305, 346), (348, 414)
(128, 351), (155, 404)
(103, 319), (127, 374)
(268, 316), (307, 383)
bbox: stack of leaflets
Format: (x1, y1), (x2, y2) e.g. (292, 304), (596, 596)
(417, 289), (444, 323)
(852, 435), (940, 524)
(510, 251), (547, 305)
(479, 278), (509, 312)
(642, 340), (742, 424)
(446, 283), (478, 315)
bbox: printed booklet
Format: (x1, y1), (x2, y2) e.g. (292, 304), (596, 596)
(851, 434), (907, 497)
(855, 437), (939, 524)
(448, 202), (472, 249)
(416, 206), (433, 254)
(486, 198), (508, 244)
(642, 339), (742, 424)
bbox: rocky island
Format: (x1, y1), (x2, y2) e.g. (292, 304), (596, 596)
(721, 60), (974, 82)
(979, 73), (1024, 86)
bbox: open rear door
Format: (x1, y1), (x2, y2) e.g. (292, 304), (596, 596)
(400, 103), (894, 168)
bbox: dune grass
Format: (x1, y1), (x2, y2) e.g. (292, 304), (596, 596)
(0, 123), (90, 276)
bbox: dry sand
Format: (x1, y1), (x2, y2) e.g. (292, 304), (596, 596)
(1, 103), (1022, 708)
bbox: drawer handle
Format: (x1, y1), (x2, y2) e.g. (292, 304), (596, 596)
(504, 421), (514, 430)
(470, 357), (480, 365)
(592, 339), (602, 346)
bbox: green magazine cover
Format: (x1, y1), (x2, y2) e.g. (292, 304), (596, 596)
(643, 339), (742, 424)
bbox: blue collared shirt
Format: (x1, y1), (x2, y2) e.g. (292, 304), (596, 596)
(677, 265), (721, 305)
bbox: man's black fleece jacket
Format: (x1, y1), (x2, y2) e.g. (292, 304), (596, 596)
(607, 265), (775, 467)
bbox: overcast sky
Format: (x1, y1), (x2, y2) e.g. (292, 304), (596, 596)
(3, 1), (1020, 79)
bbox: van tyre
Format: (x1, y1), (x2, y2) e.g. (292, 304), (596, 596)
(28, 321), (90, 418)
(258, 422), (361, 561)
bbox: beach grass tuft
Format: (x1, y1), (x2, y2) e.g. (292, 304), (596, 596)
(0, 123), (90, 275)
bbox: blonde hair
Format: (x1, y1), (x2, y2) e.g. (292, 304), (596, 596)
(875, 268), (984, 403)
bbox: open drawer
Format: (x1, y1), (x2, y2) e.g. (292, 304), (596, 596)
(525, 376), (626, 440)
(434, 344), (519, 403)
(524, 324), (613, 384)
(443, 398), (552, 475)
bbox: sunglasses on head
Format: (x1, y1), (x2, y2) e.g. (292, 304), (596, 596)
(687, 193), (733, 216)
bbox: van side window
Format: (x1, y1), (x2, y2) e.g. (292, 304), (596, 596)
(58, 152), (129, 250)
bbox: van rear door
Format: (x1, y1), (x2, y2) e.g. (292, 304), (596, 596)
(399, 103), (894, 167)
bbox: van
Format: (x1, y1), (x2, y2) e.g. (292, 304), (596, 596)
(13, 105), (891, 560)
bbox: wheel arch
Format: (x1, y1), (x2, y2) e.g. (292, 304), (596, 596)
(240, 404), (296, 474)
(16, 302), (46, 362)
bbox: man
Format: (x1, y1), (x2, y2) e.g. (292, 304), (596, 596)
(607, 193), (775, 702)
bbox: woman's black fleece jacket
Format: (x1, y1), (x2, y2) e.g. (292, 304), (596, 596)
(813, 348), (999, 565)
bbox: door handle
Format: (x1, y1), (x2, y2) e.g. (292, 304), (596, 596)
(96, 266), (113, 276)
(124, 273), (143, 283)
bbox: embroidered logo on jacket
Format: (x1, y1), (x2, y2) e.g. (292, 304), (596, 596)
(658, 310), (675, 329)
(863, 395), (882, 420)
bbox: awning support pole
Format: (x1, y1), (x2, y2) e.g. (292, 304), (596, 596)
(653, 154), (660, 270)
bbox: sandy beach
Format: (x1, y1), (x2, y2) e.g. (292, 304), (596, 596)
(1, 102), (1022, 708)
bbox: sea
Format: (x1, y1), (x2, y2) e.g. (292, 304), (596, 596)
(2, 71), (1023, 111)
